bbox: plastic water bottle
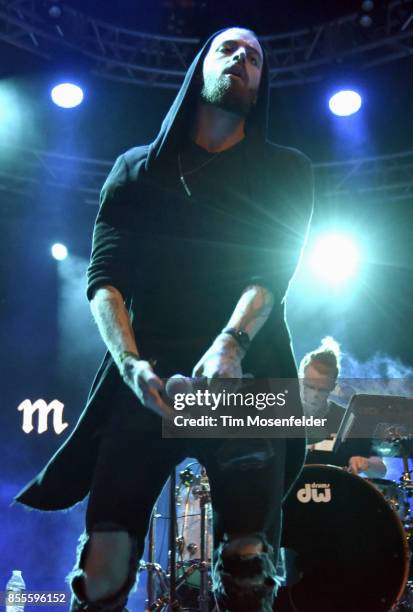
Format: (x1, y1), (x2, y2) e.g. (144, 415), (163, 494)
(5, 570), (25, 612)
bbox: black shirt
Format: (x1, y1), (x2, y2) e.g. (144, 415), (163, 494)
(86, 138), (312, 376)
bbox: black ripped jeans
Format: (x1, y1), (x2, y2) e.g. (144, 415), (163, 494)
(70, 391), (286, 611)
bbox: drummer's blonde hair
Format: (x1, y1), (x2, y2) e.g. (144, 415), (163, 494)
(299, 336), (341, 381)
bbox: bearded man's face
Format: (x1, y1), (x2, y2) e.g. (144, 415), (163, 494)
(200, 28), (263, 118)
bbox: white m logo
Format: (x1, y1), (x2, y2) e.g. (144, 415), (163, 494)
(17, 399), (69, 434)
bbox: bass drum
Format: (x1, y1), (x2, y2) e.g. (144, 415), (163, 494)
(278, 465), (410, 612)
(368, 478), (411, 522)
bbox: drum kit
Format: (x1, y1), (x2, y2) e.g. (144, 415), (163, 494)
(279, 463), (413, 611)
(139, 444), (413, 611)
(139, 463), (215, 612)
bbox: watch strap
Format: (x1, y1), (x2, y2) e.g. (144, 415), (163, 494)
(221, 327), (251, 353)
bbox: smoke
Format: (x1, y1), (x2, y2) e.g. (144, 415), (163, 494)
(1, 476), (86, 596)
(56, 255), (103, 391)
(341, 351), (413, 380)
(329, 348), (413, 405)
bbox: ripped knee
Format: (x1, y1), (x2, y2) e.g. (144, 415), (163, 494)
(213, 533), (278, 612)
(66, 523), (140, 611)
(221, 535), (264, 557)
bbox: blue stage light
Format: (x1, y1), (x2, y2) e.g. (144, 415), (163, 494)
(329, 90), (362, 117)
(310, 233), (360, 285)
(51, 243), (68, 261)
(51, 83), (84, 108)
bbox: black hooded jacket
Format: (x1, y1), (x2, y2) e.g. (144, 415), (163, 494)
(13, 29), (313, 511)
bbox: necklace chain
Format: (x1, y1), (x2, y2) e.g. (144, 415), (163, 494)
(177, 150), (222, 197)
(178, 151), (221, 176)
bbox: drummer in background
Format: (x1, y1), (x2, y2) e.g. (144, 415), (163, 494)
(299, 336), (387, 478)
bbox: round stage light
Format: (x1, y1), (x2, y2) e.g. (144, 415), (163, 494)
(51, 243), (68, 261)
(310, 234), (360, 285)
(51, 83), (84, 108)
(329, 90), (362, 117)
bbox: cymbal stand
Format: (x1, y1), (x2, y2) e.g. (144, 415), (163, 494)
(198, 481), (210, 612)
(142, 563), (169, 611)
(145, 468), (182, 611)
(397, 440), (413, 494)
(146, 505), (158, 609)
(168, 467), (181, 611)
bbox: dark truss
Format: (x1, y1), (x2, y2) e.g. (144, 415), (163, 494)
(0, 0), (412, 89)
(0, 145), (412, 206)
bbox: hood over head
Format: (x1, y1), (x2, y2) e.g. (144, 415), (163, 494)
(145, 27), (270, 172)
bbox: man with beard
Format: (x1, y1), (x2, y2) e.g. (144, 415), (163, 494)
(14, 27), (314, 611)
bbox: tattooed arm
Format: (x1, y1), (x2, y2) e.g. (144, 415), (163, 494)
(224, 285), (275, 341)
(90, 285), (173, 419)
(192, 285), (274, 378)
(90, 285), (139, 370)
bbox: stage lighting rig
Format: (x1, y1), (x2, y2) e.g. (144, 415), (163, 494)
(50, 83), (84, 108)
(161, 0), (207, 36)
(48, 1), (62, 20)
(309, 233), (360, 286)
(329, 90), (362, 117)
(51, 243), (68, 261)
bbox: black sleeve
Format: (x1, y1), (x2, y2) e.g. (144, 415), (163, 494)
(283, 153), (315, 290)
(293, 153), (315, 254)
(86, 154), (137, 302)
(249, 151), (314, 299)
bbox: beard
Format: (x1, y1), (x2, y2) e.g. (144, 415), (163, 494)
(200, 72), (256, 118)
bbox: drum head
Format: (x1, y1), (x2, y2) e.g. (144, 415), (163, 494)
(280, 465), (409, 612)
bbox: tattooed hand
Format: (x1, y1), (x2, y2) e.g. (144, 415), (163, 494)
(192, 333), (243, 391)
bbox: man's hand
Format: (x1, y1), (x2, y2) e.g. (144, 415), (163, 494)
(348, 455), (387, 478)
(348, 456), (370, 475)
(192, 333), (243, 389)
(121, 357), (175, 420)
